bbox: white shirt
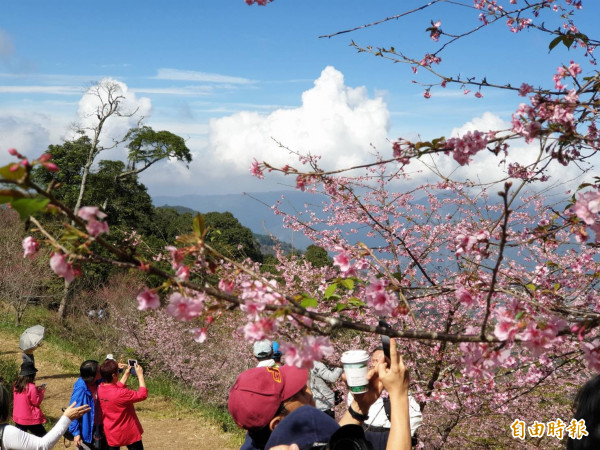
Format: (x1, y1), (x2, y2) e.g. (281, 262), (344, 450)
(347, 392), (423, 436)
(256, 359), (276, 368)
(1, 415), (71, 450)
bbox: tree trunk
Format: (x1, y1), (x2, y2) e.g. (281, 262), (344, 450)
(56, 279), (72, 320)
(74, 158), (94, 216)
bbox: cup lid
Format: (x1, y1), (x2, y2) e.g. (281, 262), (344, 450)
(341, 350), (369, 364)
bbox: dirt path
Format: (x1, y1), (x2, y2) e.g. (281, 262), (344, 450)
(1, 330), (240, 449)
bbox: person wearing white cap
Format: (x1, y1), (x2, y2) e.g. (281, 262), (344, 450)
(253, 339), (276, 367)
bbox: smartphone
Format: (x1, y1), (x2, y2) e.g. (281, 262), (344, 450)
(128, 359), (137, 367)
(379, 319), (391, 360)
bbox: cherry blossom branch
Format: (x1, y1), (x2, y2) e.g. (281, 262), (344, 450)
(480, 183), (512, 339)
(317, 0), (443, 39)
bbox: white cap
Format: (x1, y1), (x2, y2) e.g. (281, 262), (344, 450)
(253, 339), (273, 358)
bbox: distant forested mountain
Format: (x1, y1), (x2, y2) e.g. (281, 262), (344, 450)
(152, 191), (325, 250)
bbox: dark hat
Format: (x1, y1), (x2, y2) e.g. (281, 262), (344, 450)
(329, 424), (374, 450)
(19, 361), (38, 377)
(228, 365), (308, 430)
(265, 405), (340, 450)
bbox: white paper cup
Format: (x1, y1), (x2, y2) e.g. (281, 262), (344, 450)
(341, 350), (370, 394)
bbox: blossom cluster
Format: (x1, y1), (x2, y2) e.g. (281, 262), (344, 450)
(332, 247), (368, 277)
(443, 130), (489, 165)
(280, 335), (334, 369)
(571, 189), (600, 242)
(8, 148), (58, 173)
(77, 206), (109, 237)
(454, 229), (490, 259)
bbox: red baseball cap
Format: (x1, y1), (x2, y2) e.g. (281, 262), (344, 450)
(228, 365), (309, 430)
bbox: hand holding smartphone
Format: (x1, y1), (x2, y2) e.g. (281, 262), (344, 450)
(127, 359), (138, 376)
(379, 319), (391, 360)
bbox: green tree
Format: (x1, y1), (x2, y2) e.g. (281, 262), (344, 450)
(150, 207), (194, 244)
(304, 244), (331, 268)
(122, 126), (192, 179)
(89, 160), (156, 234)
(203, 212), (263, 263)
(31, 136), (91, 208)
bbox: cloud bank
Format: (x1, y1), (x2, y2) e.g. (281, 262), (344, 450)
(206, 66), (391, 178)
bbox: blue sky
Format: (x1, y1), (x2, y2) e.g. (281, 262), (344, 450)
(1, 0), (598, 196)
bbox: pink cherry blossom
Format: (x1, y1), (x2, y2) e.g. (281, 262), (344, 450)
(241, 317), (277, 341)
(22, 236), (39, 258)
(245, 0), (273, 5)
(581, 340), (600, 371)
(165, 245), (185, 269)
(455, 286), (475, 306)
(567, 60), (582, 77)
(190, 327), (208, 343)
(49, 252), (76, 282)
(137, 288), (161, 311)
(278, 338), (330, 369)
(250, 159), (264, 179)
(240, 301), (266, 319)
(296, 175), (308, 191)
(573, 190), (600, 225)
(494, 319), (519, 342)
(239, 279), (284, 305)
(42, 162), (59, 172)
(333, 247), (353, 274)
(518, 83), (534, 96)
(86, 219), (109, 237)
(364, 276), (398, 315)
(218, 278), (235, 293)
(176, 265), (190, 281)
(443, 130), (488, 165)
(429, 20), (441, 41)
(301, 335), (334, 361)
(77, 206), (107, 221)
(423, 90), (431, 99)
(519, 319), (567, 356)
(166, 292), (203, 321)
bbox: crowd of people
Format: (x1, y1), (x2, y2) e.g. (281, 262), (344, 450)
(233, 338), (418, 450)
(1, 330), (599, 449)
(0, 338), (148, 450)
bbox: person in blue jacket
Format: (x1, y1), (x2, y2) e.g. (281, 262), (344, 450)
(68, 360), (107, 450)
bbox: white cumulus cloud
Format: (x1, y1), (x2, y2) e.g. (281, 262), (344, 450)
(415, 111), (590, 193)
(206, 66), (391, 177)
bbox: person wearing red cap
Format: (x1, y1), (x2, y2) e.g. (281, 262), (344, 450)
(228, 365), (313, 450)
(230, 338), (412, 450)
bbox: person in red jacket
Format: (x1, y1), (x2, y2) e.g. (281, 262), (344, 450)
(12, 361), (46, 437)
(98, 359), (147, 450)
